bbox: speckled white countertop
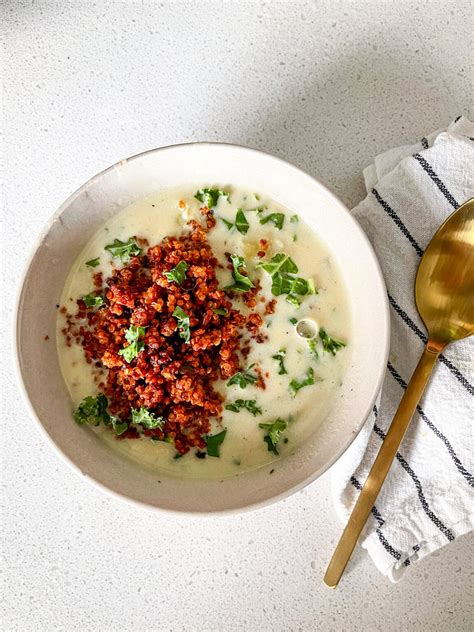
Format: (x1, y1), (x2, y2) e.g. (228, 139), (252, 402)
(2, 1), (473, 630)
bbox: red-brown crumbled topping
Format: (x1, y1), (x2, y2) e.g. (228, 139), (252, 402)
(93, 272), (103, 290)
(246, 313), (264, 335)
(255, 366), (266, 390)
(64, 217), (266, 454)
(264, 299), (277, 315)
(242, 279), (262, 309)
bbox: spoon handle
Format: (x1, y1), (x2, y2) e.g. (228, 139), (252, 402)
(324, 344), (440, 588)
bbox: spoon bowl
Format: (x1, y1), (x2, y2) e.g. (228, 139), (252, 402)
(416, 198), (474, 349)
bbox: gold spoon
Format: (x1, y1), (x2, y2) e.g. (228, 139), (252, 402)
(324, 197), (474, 588)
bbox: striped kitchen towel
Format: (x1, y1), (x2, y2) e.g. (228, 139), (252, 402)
(331, 116), (474, 582)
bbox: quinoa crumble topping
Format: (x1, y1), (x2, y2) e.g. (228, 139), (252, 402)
(62, 210), (265, 454)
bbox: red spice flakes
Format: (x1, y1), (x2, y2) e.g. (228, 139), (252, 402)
(255, 366), (266, 390)
(242, 280), (262, 309)
(246, 313), (263, 335)
(198, 206), (216, 230)
(93, 272), (103, 290)
(264, 299), (277, 315)
(44, 335), (49, 341)
(64, 217), (265, 455)
(241, 344), (251, 359)
(257, 239), (269, 258)
(136, 236), (149, 248)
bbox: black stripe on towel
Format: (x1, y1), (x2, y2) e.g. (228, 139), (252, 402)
(377, 529), (403, 562)
(387, 362), (474, 486)
(412, 153), (459, 209)
(372, 408), (455, 542)
(372, 188), (424, 257)
(403, 544), (421, 567)
(350, 476), (402, 561)
(387, 293), (474, 396)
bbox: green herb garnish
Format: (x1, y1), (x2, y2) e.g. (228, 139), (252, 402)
(273, 273), (315, 307)
(221, 218), (234, 230)
(259, 418), (287, 455)
(213, 308), (228, 316)
(225, 399), (262, 416)
(285, 277), (315, 306)
(105, 237), (142, 263)
(259, 252), (298, 276)
(82, 294), (104, 308)
(194, 188), (229, 208)
(226, 365), (258, 388)
(74, 394), (109, 427)
(290, 214), (299, 223)
(307, 338), (319, 360)
(289, 367), (315, 396)
(172, 306), (191, 343)
(259, 212), (285, 230)
(85, 257), (100, 268)
(131, 408), (165, 429)
(118, 325), (146, 362)
(226, 254), (255, 293)
(164, 261), (188, 285)
(74, 394), (128, 435)
(319, 328), (346, 355)
(289, 317), (298, 325)
(205, 429), (227, 457)
(221, 209), (250, 234)
(235, 209), (250, 234)
(272, 349), (287, 375)
(109, 416), (129, 436)
(258, 253), (316, 307)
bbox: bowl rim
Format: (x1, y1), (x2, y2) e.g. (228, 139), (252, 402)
(13, 141), (390, 515)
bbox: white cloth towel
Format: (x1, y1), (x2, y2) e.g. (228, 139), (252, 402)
(331, 116), (474, 582)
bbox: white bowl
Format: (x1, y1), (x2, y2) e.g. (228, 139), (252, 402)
(15, 143), (389, 513)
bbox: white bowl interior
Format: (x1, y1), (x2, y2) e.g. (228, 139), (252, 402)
(16, 143), (389, 513)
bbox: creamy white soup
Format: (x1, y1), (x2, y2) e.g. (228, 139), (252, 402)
(57, 186), (350, 479)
